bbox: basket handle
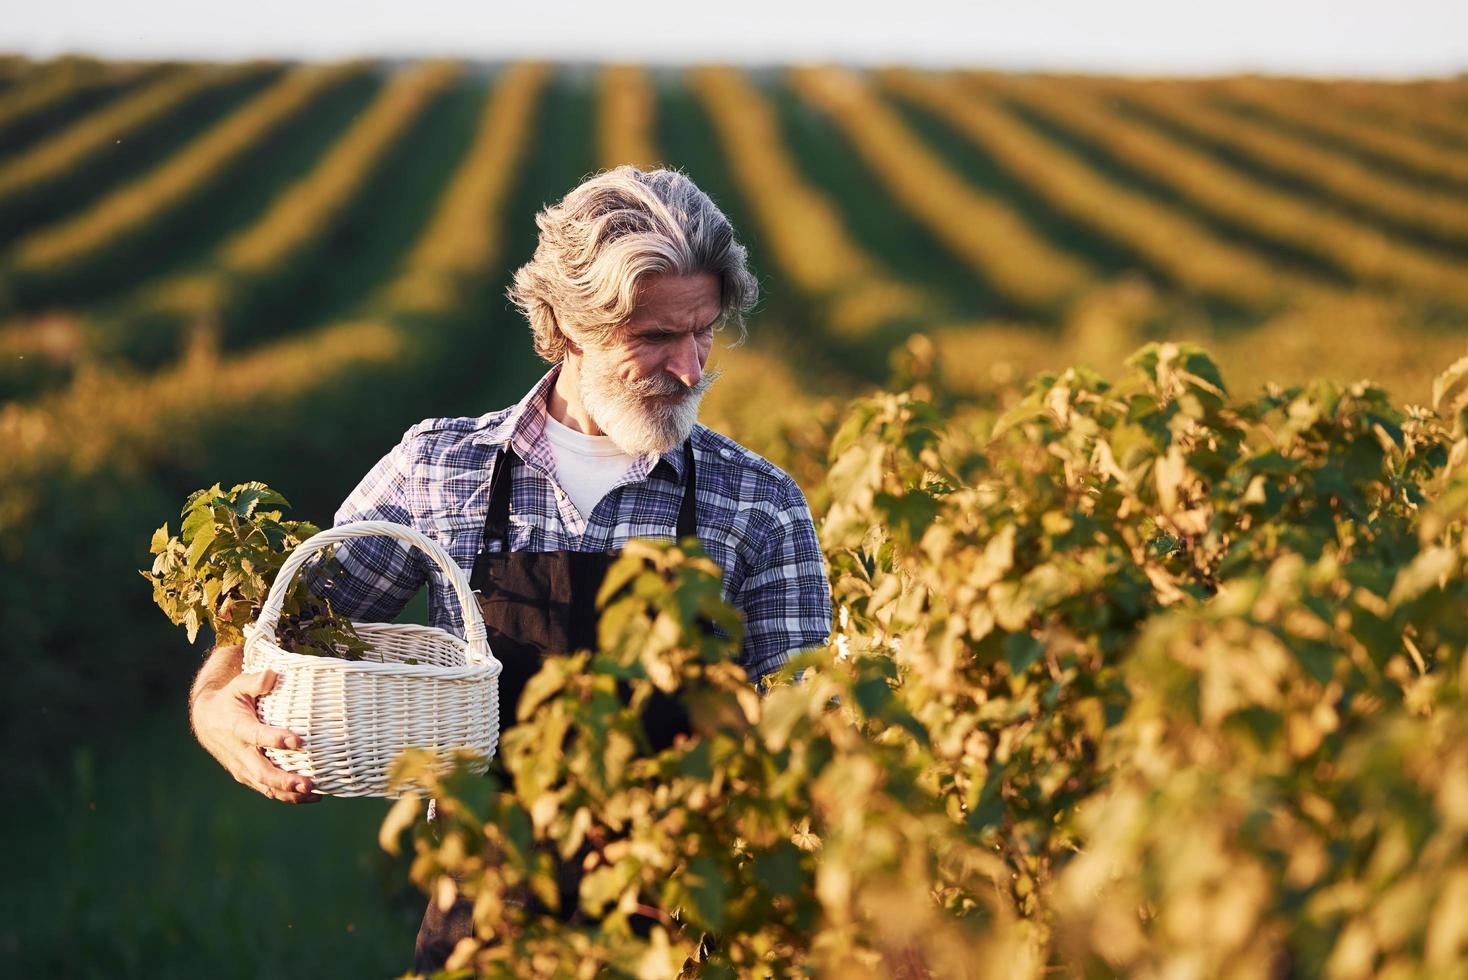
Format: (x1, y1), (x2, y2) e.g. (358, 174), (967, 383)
(247, 519), (497, 668)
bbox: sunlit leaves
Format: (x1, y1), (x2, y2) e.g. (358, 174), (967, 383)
(384, 342), (1468, 977)
(141, 480), (366, 656)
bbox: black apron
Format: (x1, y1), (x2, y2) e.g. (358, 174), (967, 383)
(412, 438), (698, 972)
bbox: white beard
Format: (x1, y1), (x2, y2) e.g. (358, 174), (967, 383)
(576, 349), (719, 455)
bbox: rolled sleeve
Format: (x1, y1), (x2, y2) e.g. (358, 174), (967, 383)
(736, 480), (833, 684)
(305, 425), (426, 623)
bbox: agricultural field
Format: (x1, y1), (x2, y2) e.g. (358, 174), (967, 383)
(1, 54), (1466, 975)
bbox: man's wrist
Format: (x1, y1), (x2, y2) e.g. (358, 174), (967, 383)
(189, 643), (243, 729)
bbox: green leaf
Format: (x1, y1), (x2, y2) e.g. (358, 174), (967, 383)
(203, 577), (222, 611)
(1005, 633), (1045, 676)
(1294, 642), (1335, 686)
(1245, 451), (1300, 477)
(180, 484), (221, 518)
(377, 795), (421, 857)
(186, 520), (218, 570)
(828, 402), (877, 458)
(220, 561), (245, 596)
(852, 675), (891, 718)
(990, 399), (1049, 440)
(675, 855), (728, 932)
(257, 518), (289, 551)
(752, 842), (804, 895)
(874, 489), (940, 543)
(180, 503), (214, 544)
(234, 482), (290, 515)
(967, 765), (1005, 832)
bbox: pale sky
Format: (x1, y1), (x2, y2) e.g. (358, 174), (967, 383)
(4, 0), (1466, 79)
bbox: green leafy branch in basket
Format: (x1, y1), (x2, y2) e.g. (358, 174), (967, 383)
(141, 481), (368, 659)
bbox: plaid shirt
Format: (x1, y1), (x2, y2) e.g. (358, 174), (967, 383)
(311, 363), (832, 682)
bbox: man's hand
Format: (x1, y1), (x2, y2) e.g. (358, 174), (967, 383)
(190, 645), (321, 804)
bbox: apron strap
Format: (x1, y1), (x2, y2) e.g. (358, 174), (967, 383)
(676, 438), (697, 541)
(483, 444), (516, 553)
(479, 437), (698, 555)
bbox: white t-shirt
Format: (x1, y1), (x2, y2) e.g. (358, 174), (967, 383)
(543, 413), (638, 520)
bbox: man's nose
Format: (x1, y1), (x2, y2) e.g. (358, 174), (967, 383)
(668, 334), (702, 389)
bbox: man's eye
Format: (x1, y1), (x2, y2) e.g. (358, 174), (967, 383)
(642, 327), (713, 342)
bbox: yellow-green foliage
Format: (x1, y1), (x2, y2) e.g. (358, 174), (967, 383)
(0, 318), (404, 548)
(389, 343), (1468, 976)
(142, 481), (366, 658)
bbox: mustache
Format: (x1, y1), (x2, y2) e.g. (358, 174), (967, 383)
(623, 367), (722, 400)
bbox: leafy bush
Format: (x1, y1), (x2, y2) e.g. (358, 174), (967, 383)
(142, 480), (366, 658)
(389, 341), (1468, 977)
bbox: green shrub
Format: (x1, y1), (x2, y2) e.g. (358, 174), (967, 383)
(391, 341), (1468, 977)
(142, 480), (366, 658)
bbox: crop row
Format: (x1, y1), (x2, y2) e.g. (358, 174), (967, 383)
(1097, 77), (1468, 249)
(0, 57), (162, 149)
(597, 64), (660, 172)
(377, 63), (549, 317)
(1287, 78), (1468, 148)
(126, 60), (462, 334)
(788, 66), (1094, 316)
(690, 66), (928, 338)
(0, 56), (30, 85)
(982, 73), (1468, 308)
(1212, 76), (1468, 190)
(1, 64), (552, 528)
(6, 60), (372, 276)
(880, 70), (1306, 313)
(5, 62), (1468, 413)
(0, 61), (280, 205)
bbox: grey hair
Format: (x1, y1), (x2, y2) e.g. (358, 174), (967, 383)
(507, 166), (759, 363)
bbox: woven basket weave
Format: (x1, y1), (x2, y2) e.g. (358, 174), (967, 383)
(241, 520), (502, 798)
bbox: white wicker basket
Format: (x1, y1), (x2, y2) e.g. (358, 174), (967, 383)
(241, 520), (502, 799)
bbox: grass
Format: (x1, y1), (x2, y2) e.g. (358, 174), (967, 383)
(3, 706), (423, 978)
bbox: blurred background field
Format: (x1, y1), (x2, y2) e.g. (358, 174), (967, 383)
(0, 52), (1465, 976)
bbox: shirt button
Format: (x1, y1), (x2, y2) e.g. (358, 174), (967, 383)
(719, 448), (732, 459)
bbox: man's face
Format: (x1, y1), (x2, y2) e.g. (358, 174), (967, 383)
(575, 271), (723, 454)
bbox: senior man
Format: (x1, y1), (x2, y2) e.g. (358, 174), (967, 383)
(186, 166), (833, 964)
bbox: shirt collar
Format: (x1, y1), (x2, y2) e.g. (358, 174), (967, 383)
(471, 361), (687, 482)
